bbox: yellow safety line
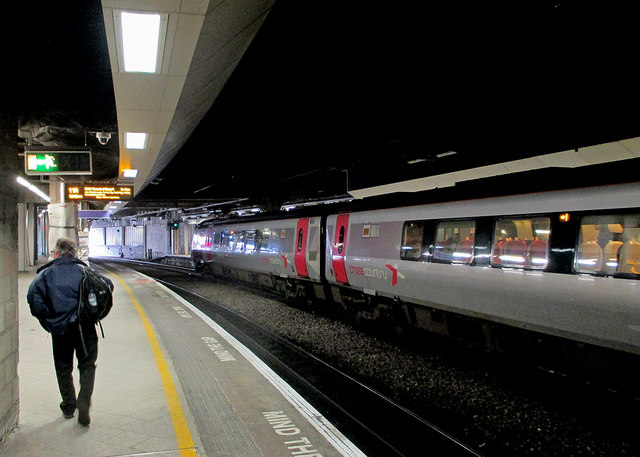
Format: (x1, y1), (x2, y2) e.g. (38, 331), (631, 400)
(111, 272), (197, 457)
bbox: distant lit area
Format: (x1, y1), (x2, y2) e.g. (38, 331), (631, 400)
(88, 226), (108, 257)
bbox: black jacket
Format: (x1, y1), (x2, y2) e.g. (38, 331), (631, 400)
(27, 256), (95, 335)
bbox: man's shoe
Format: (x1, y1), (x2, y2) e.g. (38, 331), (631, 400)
(60, 402), (75, 419)
(77, 405), (90, 426)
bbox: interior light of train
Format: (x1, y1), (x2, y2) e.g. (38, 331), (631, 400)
(125, 132), (147, 149)
(499, 255), (526, 264)
(559, 213), (571, 222)
(577, 258), (598, 266)
(436, 150), (458, 158)
(535, 229), (551, 235)
(120, 12), (162, 72)
(123, 168), (138, 177)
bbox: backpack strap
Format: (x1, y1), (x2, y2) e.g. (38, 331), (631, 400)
(97, 320), (105, 339)
(76, 266), (90, 355)
(78, 322), (88, 357)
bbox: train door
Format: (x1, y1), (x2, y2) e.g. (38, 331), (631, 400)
(294, 218), (309, 278)
(332, 214), (349, 284)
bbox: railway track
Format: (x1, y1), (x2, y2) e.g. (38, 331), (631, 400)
(93, 258), (640, 457)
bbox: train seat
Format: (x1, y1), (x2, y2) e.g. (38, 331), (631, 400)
(617, 239), (640, 274)
(603, 240), (623, 275)
(576, 240), (603, 273)
(434, 239), (458, 262)
(491, 240), (504, 265)
(527, 239), (548, 267)
(500, 239), (527, 267)
(454, 238), (474, 263)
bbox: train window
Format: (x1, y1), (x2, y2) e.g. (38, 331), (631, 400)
(256, 229), (271, 252)
(433, 220), (475, 265)
(297, 228), (304, 251)
(235, 231), (246, 252)
(245, 230), (256, 253)
(576, 214), (640, 277)
(192, 232), (206, 250)
(491, 217), (550, 269)
(337, 226), (345, 254)
(222, 230), (236, 251)
(401, 222), (424, 261)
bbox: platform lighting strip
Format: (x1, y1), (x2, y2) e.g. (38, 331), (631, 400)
(16, 177), (51, 202)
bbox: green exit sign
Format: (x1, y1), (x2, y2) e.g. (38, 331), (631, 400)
(24, 150), (92, 175)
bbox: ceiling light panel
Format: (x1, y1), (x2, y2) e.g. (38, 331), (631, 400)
(114, 10), (168, 74)
(126, 132), (148, 149)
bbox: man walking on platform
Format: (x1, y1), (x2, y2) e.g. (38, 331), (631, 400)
(27, 237), (113, 426)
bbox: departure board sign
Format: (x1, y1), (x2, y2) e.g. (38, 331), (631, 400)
(24, 150), (92, 175)
(66, 185), (133, 201)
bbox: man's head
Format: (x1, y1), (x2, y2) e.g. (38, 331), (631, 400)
(53, 237), (77, 258)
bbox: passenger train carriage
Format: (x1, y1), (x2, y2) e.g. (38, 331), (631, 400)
(192, 217), (324, 288)
(192, 183), (640, 383)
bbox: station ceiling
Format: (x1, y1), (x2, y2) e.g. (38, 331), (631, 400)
(14, 1), (640, 217)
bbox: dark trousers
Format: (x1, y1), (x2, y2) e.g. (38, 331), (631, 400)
(51, 321), (98, 413)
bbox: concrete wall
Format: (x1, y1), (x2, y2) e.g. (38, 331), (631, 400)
(0, 113), (20, 447)
(90, 217), (187, 260)
(145, 220), (170, 258)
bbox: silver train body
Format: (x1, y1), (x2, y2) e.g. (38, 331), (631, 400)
(192, 183), (640, 370)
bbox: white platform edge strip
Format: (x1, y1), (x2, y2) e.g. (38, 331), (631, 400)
(154, 280), (367, 457)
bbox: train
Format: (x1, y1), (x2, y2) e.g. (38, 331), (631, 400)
(191, 182), (640, 385)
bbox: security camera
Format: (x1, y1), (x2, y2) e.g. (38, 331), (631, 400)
(95, 132), (111, 145)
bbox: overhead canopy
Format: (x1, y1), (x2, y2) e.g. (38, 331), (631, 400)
(13, 1), (640, 215)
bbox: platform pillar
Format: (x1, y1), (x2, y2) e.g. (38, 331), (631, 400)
(48, 181), (79, 258)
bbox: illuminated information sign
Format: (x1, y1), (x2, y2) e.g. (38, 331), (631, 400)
(67, 185), (133, 201)
(24, 150), (92, 175)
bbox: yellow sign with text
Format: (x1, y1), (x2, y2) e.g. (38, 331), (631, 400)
(66, 185), (133, 201)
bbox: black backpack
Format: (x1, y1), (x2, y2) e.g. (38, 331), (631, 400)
(77, 266), (114, 351)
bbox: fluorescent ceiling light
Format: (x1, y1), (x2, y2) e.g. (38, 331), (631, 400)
(16, 177), (51, 202)
(120, 11), (163, 73)
(123, 169), (138, 178)
(126, 132), (147, 149)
